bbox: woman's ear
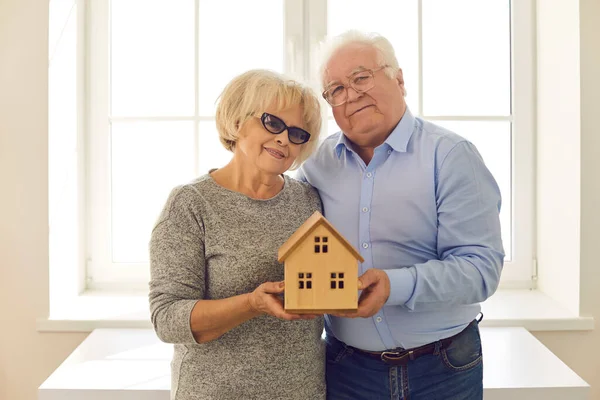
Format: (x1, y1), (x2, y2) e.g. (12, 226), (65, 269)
(236, 119), (248, 138)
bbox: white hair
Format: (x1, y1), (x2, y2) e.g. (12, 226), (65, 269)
(317, 30), (400, 88)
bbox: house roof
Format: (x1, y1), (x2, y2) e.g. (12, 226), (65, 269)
(278, 211), (365, 263)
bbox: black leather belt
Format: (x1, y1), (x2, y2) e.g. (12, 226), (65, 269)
(352, 336), (454, 366)
(343, 317), (481, 366)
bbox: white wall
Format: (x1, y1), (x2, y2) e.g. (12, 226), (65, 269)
(0, 2), (88, 400)
(536, 0), (581, 315)
(533, 0), (600, 396)
(0, 0), (599, 399)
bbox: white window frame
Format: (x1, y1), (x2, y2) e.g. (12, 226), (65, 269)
(84, 0), (534, 291)
(504, 0), (535, 288)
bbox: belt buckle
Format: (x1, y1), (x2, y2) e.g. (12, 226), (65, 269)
(380, 350), (413, 364)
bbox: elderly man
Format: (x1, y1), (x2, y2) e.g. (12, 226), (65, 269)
(298, 31), (504, 399)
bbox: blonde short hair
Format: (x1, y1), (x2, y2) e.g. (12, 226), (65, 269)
(318, 30), (400, 86)
(215, 69), (322, 170)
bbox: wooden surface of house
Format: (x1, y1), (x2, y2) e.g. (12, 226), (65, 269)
(278, 211), (364, 313)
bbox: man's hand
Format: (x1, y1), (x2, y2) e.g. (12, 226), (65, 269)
(333, 269), (390, 318)
(247, 281), (319, 321)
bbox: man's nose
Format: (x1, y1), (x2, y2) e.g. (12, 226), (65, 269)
(346, 86), (362, 102)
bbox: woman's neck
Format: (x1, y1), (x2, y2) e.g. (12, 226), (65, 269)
(211, 159), (284, 200)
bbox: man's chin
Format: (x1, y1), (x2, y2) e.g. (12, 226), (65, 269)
(350, 112), (381, 126)
(349, 121), (380, 136)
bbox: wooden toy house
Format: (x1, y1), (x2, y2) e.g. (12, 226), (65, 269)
(278, 211), (364, 314)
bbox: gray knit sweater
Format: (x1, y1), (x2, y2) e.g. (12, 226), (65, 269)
(149, 173), (326, 400)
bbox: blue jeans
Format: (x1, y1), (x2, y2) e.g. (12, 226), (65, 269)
(326, 320), (483, 400)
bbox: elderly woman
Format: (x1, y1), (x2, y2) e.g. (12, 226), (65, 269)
(149, 69), (325, 399)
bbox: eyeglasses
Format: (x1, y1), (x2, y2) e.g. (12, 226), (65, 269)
(257, 112), (311, 145)
(322, 65), (390, 107)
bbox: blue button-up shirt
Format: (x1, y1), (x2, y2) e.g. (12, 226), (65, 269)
(297, 108), (504, 350)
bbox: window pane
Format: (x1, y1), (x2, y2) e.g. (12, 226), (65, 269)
(198, 121), (233, 174)
(49, 0), (77, 156)
(327, 118), (340, 138)
(49, 0), (75, 59)
(422, 0), (510, 116)
(434, 121), (511, 259)
(49, 0), (78, 278)
(111, 0), (195, 116)
(327, 0), (419, 113)
(198, 0), (284, 115)
(111, 121), (196, 263)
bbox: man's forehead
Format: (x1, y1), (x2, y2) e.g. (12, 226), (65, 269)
(323, 45), (378, 81)
(324, 65), (368, 84)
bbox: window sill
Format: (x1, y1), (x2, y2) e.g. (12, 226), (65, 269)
(480, 289), (594, 331)
(36, 289), (594, 333)
(37, 291), (152, 332)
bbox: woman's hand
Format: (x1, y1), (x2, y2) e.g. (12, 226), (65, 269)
(248, 281), (319, 321)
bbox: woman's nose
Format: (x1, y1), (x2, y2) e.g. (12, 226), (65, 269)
(275, 133), (288, 146)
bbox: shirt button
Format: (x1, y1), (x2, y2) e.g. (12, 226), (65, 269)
(362, 243), (369, 249)
(376, 317), (382, 323)
(362, 207), (369, 212)
(366, 172), (373, 178)
(387, 150), (392, 155)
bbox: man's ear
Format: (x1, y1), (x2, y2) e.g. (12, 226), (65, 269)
(396, 68), (406, 97)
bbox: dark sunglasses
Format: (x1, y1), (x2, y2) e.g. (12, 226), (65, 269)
(259, 112), (311, 145)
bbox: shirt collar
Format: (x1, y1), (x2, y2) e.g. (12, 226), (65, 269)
(334, 108), (416, 158)
(334, 131), (353, 158)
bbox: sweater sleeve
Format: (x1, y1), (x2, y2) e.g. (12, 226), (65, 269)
(148, 187), (205, 344)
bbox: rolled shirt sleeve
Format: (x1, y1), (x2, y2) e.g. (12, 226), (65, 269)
(384, 141), (505, 310)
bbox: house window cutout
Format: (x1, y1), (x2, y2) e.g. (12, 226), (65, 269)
(315, 236), (329, 253)
(299, 272), (312, 289)
(330, 272), (345, 289)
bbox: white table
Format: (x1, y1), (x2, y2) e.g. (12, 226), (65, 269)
(39, 327), (589, 400)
